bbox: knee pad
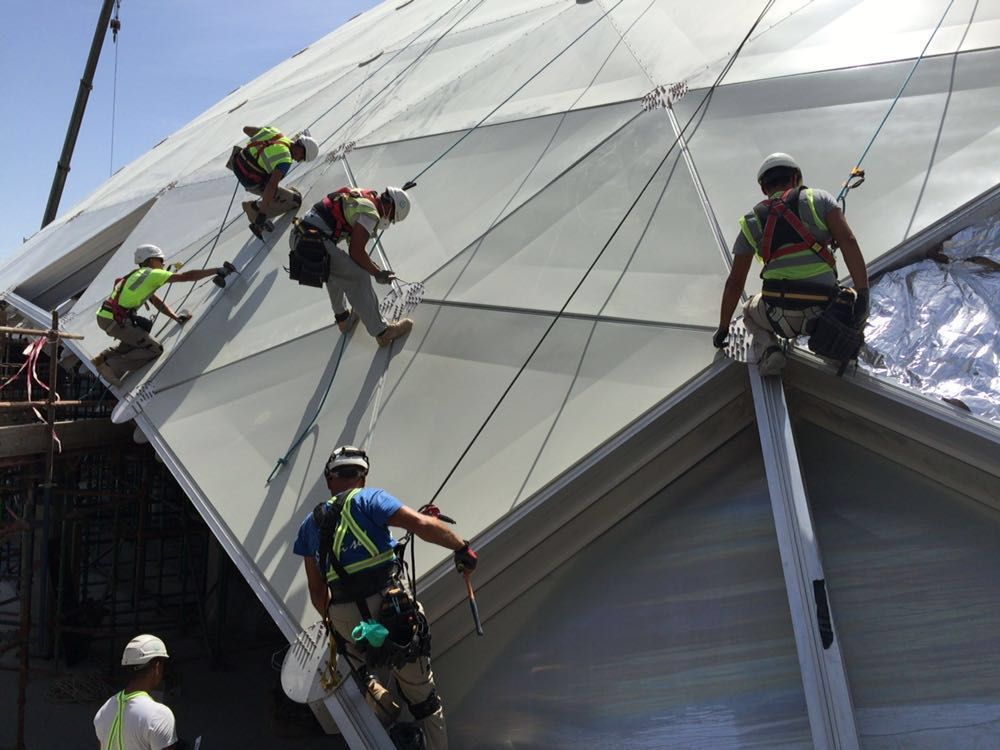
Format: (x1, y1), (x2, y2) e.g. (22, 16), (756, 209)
(389, 723), (425, 750)
(406, 689), (441, 721)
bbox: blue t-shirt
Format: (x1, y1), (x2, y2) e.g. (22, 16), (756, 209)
(293, 487), (403, 570)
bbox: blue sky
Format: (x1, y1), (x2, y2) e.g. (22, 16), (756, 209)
(1, 0), (381, 260)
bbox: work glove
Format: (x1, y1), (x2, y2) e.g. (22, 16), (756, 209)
(852, 288), (870, 328)
(176, 311), (192, 325)
(374, 269), (396, 285)
(713, 326), (729, 349)
(453, 541), (478, 574)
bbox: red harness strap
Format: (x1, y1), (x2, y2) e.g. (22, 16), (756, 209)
(759, 188), (836, 268)
(320, 188), (383, 239)
(101, 269), (142, 325)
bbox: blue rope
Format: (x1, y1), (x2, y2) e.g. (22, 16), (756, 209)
(266, 329), (352, 485)
(837, 0), (956, 207)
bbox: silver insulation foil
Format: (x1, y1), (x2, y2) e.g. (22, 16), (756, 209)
(860, 213), (1000, 424)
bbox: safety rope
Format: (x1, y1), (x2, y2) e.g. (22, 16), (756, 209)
(306, 0), (477, 141)
(425, 0), (778, 507)
(266, 327), (352, 484)
(836, 0), (956, 210)
(401, 0), (628, 191)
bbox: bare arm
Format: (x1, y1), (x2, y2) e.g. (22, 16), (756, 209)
(388, 506), (464, 551)
(167, 268), (223, 283)
(347, 223), (381, 276)
(718, 253), (753, 329)
(148, 294), (182, 322)
(303, 556), (330, 620)
(242, 126), (260, 137)
(826, 208), (868, 289)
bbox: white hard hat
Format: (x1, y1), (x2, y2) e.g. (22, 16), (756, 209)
(296, 135), (319, 162)
(134, 244), (165, 265)
(121, 634), (169, 666)
(757, 153), (801, 183)
(384, 186), (410, 223)
(325, 445), (370, 477)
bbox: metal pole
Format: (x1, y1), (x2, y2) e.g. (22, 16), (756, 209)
(41, 0), (117, 228)
(16, 483), (36, 750)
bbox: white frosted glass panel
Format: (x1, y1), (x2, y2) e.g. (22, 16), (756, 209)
(423, 110), (725, 324)
(138, 304), (713, 625)
(344, 102), (640, 283)
(799, 423), (1000, 748)
(681, 48), (1000, 282)
(437, 429), (811, 749)
(1, 197), (151, 295)
(694, 0), (1000, 88)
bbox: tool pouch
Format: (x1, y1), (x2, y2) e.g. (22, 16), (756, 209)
(363, 586), (430, 670)
(227, 146), (268, 190)
(288, 225), (330, 289)
(132, 315), (153, 333)
(808, 292), (863, 376)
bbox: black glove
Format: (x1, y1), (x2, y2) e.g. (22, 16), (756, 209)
(374, 269), (396, 285)
(176, 312), (192, 325)
(454, 541), (478, 574)
(221, 261), (237, 276)
(713, 326), (729, 349)
(853, 288), (870, 328)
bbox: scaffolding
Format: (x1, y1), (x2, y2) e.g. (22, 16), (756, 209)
(0, 308), (213, 749)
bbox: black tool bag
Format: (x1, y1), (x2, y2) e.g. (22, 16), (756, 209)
(289, 225), (331, 288)
(226, 146), (268, 190)
(132, 315), (153, 333)
(808, 291), (863, 376)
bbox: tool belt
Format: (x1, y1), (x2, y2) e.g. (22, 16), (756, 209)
(226, 146), (269, 190)
(807, 289), (864, 376)
(327, 563), (396, 605)
(363, 584), (431, 670)
(761, 278), (836, 311)
(288, 221), (332, 288)
(100, 301), (152, 332)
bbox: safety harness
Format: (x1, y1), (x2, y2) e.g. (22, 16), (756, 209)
(100, 270), (153, 332)
(754, 187), (837, 269)
(228, 133), (288, 189)
(107, 689), (149, 750)
(313, 491), (431, 671)
(316, 188), (383, 241)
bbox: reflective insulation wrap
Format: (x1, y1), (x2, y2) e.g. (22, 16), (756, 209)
(861, 213), (1000, 424)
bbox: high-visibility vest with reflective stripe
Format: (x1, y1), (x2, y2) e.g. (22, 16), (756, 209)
(107, 690), (149, 750)
(324, 488), (396, 584)
(315, 188), (382, 241)
(97, 268), (172, 320)
(246, 127), (293, 175)
(738, 187), (837, 282)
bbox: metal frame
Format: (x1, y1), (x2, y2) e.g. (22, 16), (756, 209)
(748, 367), (860, 748)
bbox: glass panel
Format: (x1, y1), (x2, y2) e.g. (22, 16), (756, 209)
(437, 429), (811, 749)
(798, 422), (1000, 748)
(140, 304), (715, 625)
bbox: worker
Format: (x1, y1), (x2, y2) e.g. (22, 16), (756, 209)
(294, 445), (479, 750)
(91, 244), (233, 387)
(227, 125), (319, 238)
(94, 634), (179, 750)
(288, 186), (414, 347)
(713, 153), (870, 375)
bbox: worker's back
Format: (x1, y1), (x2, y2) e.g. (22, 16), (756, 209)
(94, 690), (177, 750)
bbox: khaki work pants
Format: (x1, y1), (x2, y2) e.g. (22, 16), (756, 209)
(96, 316), (163, 378)
(328, 593), (447, 750)
(322, 238), (389, 337)
(743, 294), (825, 347)
(242, 184), (301, 220)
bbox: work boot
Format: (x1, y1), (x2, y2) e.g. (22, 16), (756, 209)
(336, 310), (359, 334)
(757, 345), (786, 377)
(92, 358), (124, 388)
(376, 319), (413, 348)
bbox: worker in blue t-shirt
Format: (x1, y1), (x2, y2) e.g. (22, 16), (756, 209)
(293, 445), (478, 750)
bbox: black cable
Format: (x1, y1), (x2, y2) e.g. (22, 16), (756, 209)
(402, 0), (628, 190)
(426, 0), (777, 506)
